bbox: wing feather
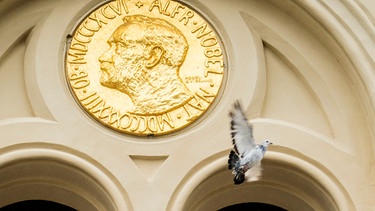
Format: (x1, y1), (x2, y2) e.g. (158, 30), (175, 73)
(229, 101), (256, 157)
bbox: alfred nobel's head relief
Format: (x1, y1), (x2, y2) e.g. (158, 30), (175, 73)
(99, 15), (192, 114)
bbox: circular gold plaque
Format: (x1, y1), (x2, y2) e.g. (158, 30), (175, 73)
(66, 0), (225, 136)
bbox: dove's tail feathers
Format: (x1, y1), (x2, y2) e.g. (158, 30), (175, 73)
(228, 150), (239, 170)
(228, 150), (244, 184)
(234, 171), (245, 185)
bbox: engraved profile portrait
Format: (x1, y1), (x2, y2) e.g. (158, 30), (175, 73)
(99, 15), (192, 115)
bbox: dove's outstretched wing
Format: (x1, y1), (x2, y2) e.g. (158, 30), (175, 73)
(229, 101), (256, 157)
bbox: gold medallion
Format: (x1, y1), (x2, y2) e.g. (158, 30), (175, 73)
(65, 0), (225, 136)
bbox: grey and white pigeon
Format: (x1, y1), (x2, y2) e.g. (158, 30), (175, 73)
(228, 101), (272, 185)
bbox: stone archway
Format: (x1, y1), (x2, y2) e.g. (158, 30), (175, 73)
(168, 149), (354, 211)
(0, 143), (132, 211)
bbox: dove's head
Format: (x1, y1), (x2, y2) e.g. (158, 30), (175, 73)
(262, 139), (273, 149)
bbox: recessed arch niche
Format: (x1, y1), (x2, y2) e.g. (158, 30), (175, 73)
(2, 200), (76, 210)
(0, 143), (132, 211)
(168, 149), (354, 211)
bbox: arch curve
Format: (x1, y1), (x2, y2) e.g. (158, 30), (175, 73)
(0, 143), (132, 211)
(168, 148), (354, 211)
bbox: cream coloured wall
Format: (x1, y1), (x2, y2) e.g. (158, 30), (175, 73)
(0, 0), (375, 210)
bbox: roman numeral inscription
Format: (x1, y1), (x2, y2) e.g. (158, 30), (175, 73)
(66, 0), (225, 136)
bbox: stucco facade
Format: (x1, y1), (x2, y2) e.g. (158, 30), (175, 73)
(1, 0), (375, 210)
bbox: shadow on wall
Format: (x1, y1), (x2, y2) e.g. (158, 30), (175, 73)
(1, 200), (76, 211)
(219, 202), (286, 211)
